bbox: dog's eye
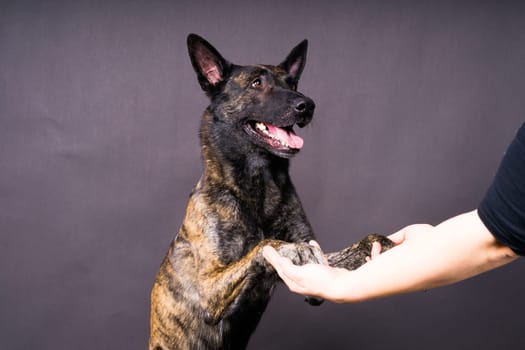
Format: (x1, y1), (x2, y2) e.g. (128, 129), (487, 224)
(251, 78), (262, 88)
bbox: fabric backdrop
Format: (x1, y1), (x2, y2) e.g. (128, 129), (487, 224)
(1, 1), (524, 349)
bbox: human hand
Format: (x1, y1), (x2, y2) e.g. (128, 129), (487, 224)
(388, 224), (434, 244)
(365, 224), (434, 262)
(365, 241), (383, 262)
(262, 241), (349, 302)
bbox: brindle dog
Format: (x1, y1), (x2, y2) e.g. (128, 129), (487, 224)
(149, 34), (393, 350)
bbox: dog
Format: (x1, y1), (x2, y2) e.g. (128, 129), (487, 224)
(149, 34), (393, 350)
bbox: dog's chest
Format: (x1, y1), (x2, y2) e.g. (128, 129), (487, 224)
(203, 188), (288, 262)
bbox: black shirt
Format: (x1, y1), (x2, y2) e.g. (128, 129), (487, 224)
(478, 122), (525, 255)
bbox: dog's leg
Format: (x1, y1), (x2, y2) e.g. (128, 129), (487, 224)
(326, 234), (394, 271)
(199, 239), (324, 324)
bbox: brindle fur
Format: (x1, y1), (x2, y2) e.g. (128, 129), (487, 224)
(149, 34), (393, 350)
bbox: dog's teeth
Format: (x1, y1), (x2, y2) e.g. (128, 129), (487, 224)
(256, 122), (266, 131)
(255, 122), (290, 148)
(255, 122), (271, 136)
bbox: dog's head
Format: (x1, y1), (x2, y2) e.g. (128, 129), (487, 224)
(187, 34), (315, 159)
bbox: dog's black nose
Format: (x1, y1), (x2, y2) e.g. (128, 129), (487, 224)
(295, 101), (307, 112)
(294, 98), (315, 114)
(295, 97), (315, 128)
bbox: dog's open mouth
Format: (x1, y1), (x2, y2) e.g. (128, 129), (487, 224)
(245, 121), (304, 155)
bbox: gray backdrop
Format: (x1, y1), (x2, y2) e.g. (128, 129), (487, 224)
(1, 0), (524, 349)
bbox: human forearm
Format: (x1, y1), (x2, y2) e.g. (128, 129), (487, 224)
(331, 210), (517, 303)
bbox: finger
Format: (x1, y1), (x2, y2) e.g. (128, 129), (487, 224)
(271, 259), (307, 292)
(280, 264), (321, 295)
(370, 241), (382, 258)
(387, 230), (406, 244)
(262, 246), (282, 266)
(308, 240), (320, 248)
(262, 246), (288, 279)
(263, 246), (296, 279)
(263, 246), (313, 293)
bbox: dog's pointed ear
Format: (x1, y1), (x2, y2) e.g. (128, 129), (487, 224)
(279, 39), (308, 85)
(187, 34), (231, 95)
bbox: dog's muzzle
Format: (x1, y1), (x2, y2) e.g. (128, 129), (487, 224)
(293, 96), (315, 128)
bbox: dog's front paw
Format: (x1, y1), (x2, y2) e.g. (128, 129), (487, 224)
(326, 234), (395, 270)
(276, 242), (325, 266)
(276, 242), (325, 306)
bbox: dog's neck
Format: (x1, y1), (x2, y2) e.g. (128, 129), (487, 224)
(200, 138), (291, 192)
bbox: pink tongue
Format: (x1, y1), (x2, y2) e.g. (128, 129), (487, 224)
(266, 125), (304, 149)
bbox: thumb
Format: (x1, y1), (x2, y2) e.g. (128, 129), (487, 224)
(308, 240), (320, 248)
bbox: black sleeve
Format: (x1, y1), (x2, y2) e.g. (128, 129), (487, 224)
(478, 122), (525, 255)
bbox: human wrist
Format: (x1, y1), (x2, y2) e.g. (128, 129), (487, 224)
(325, 268), (361, 304)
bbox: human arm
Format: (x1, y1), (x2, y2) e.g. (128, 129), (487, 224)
(263, 210), (517, 303)
(264, 122), (525, 303)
